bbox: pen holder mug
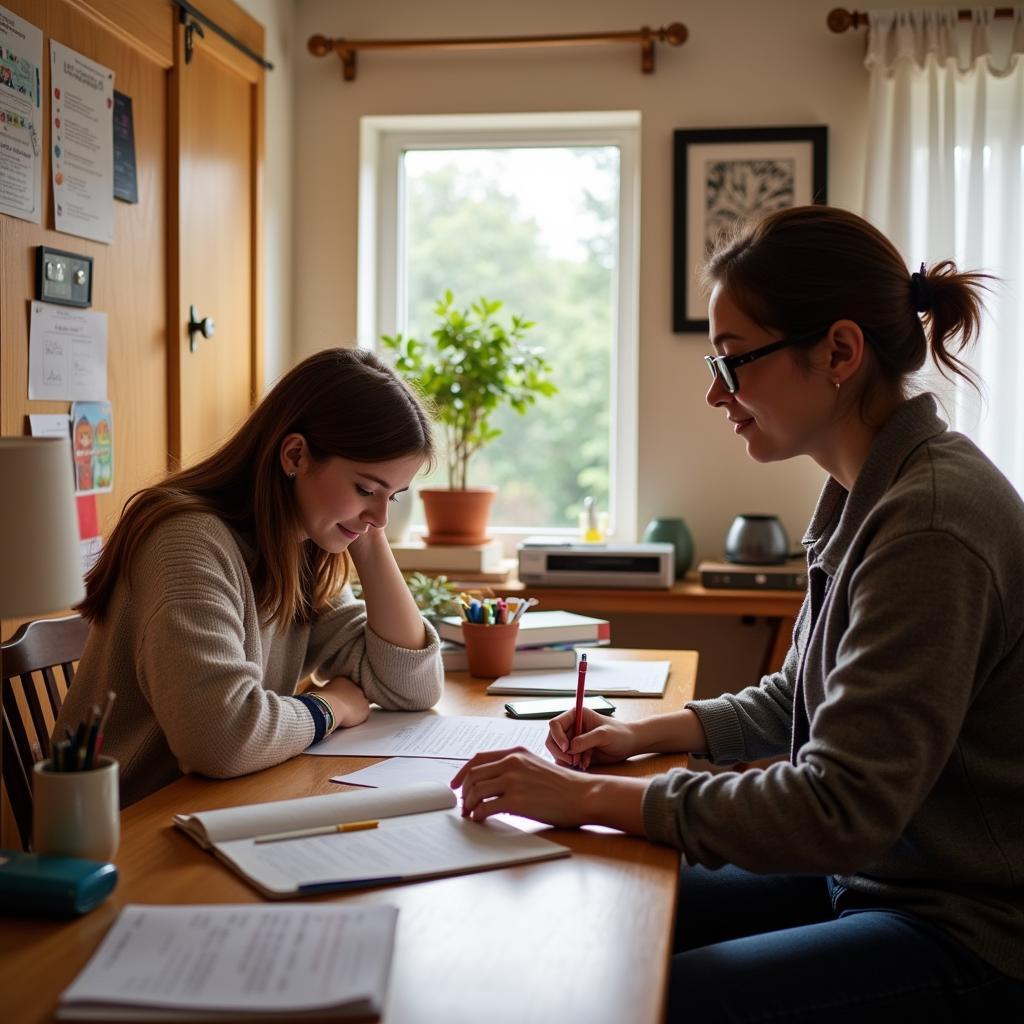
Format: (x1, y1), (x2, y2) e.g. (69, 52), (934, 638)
(460, 622), (520, 678)
(32, 756), (120, 861)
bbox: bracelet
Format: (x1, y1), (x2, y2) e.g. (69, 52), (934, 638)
(294, 696), (329, 745)
(307, 692), (337, 735)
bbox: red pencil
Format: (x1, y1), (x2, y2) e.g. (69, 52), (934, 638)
(572, 653), (588, 770)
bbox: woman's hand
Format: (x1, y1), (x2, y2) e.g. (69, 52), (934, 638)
(547, 708), (640, 770)
(317, 675), (370, 728)
(451, 747), (595, 827)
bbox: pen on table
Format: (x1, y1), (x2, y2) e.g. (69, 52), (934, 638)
(253, 820), (380, 844)
(572, 652), (588, 770)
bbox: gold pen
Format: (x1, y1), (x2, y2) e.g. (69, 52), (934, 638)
(253, 820), (379, 844)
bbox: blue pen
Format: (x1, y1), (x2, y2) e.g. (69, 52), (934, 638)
(469, 599), (481, 623)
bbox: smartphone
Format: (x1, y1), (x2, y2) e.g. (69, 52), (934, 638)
(504, 695), (616, 720)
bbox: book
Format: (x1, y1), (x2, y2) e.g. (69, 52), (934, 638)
(58, 903), (397, 1021)
(486, 659), (671, 697)
(437, 610), (611, 649)
(440, 639), (584, 672)
(699, 559), (807, 590)
(173, 780), (569, 899)
(391, 539), (505, 574)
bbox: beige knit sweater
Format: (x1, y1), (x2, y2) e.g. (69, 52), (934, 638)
(55, 512), (444, 806)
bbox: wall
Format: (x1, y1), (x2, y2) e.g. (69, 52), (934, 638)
(288, 0), (887, 561)
(235, 0), (295, 389)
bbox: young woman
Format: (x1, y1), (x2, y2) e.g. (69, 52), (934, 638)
(58, 348), (444, 806)
(453, 207), (1024, 1017)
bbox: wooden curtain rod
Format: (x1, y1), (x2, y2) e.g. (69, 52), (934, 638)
(307, 23), (688, 81)
(828, 6), (1017, 32)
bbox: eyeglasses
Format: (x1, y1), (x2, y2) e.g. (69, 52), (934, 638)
(704, 327), (829, 395)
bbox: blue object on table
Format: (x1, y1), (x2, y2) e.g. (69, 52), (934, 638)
(0, 849), (117, 917)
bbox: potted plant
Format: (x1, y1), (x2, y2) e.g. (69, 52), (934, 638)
(382, 291), (557, 545)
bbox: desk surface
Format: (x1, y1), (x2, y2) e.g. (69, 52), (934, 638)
(0, 648), (697, 1024)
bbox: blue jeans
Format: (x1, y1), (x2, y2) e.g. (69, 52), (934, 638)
(667, 865), (1024, 1023)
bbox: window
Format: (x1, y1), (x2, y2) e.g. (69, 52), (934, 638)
(359, 113), (640, 547)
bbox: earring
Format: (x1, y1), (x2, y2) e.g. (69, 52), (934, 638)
(287, 471), (296, 479)
(832, 379), (841, 390)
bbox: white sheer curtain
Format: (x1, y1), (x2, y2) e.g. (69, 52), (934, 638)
(863, 7), (1024, 494)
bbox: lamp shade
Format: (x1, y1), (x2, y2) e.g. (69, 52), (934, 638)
(0, 437), (85, 619)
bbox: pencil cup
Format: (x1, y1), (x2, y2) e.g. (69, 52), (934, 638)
(461, 622), (520, 678)
(32, 757), (120, 861)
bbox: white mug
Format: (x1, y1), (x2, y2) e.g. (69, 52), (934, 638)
(32, 756), (120, 861)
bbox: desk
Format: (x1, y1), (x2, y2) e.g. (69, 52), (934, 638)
(501, 578), (804, 676)
(0, 648), (697, 1024)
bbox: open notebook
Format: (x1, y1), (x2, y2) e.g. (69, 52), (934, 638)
(58, 903), (397, 1021)
(173, 781), (569, 898)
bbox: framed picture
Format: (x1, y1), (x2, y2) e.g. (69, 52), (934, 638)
(672, 125), (828, 333)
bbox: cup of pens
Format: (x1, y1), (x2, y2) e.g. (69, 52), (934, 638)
(457, 595), (532, 678)
(33, 692), (119, 861)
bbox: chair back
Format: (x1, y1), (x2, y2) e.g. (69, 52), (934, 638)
(2, 614), (90, 849)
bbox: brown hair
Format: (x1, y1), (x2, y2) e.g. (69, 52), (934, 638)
(80, 348), (434, 628)
(702, 205), (992, 398)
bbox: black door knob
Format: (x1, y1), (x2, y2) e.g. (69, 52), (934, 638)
(188, 305), (216, 351)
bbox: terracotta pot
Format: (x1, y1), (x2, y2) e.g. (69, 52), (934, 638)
(461, 622), (520, 677)
(419, 486), (497, 546)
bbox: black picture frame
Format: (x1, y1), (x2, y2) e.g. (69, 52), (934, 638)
(672, 125), (828, 334)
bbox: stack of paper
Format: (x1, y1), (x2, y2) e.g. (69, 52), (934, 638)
(485, 659), (671, 696)
(58, 903), (398, 1020)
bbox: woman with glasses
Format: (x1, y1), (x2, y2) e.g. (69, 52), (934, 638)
(454, 206), (1024, 1018)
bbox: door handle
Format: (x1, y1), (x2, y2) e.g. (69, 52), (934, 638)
(188, 305), (216, 352)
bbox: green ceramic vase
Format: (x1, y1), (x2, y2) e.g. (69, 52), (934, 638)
(642, 517), (694, 580)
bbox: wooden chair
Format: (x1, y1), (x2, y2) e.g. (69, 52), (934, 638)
(2, 614), (90, 850)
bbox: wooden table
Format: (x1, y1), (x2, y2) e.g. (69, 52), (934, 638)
(0, 648), (697, 1024)
(500, 578), (804, 676)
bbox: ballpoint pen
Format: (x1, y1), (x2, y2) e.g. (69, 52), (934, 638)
(253, 820), (380, 844)
(572, 652), (588, 770)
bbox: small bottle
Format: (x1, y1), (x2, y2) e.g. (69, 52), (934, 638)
(579, 496), (605, 543)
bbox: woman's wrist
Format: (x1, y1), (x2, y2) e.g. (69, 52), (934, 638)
(579, 775), (649, 835)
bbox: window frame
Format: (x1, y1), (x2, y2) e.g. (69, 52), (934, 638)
(357, 111), (641, 551)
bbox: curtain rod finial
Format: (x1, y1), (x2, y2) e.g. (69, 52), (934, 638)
(308, 34), (332, 57)
(827, 8), (858, 34)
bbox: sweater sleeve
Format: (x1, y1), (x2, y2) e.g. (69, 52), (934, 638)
(684, 597), (807, 763)
(304, 586), (444, 711)
(133, 518), (316, 779)
(642, 532), (1002, 874)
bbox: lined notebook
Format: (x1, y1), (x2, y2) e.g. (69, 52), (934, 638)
(173, 781), (569, 898)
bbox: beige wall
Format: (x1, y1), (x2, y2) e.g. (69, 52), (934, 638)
(288, 0), (888, 560)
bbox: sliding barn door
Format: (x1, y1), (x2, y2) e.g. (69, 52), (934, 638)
(170, 0), (263, 467)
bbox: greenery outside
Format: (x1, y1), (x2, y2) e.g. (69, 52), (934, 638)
(398, 147), (618, 529)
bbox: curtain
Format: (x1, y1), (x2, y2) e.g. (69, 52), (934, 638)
(862, 7), (1024, 495)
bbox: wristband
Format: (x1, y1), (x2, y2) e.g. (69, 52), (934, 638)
(295, 694), (328, 745)
(307, 692), (337, 735)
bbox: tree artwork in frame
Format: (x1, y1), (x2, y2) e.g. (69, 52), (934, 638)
(672, 126), (828, 334)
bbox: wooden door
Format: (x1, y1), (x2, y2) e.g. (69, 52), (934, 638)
(170, 0), (263, 467)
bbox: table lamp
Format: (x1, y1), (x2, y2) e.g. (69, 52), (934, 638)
(0, 437), (85, 620)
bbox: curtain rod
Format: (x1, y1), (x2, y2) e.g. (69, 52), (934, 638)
(307, 24), (688, 82)
(828, 6), (1017, 32)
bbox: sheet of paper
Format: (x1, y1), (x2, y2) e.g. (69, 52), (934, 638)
(332, 756), (465, 789)
(223, 812), (564, 894)
(50, 40), (114, 243)
(306, 710), (550, 760)
(59, 903), (396, 1013)
(0, 5), (43, 223)
(486, 659), (671, 696)
(28, 413), (70, 438)
(28, 302), (107, 401)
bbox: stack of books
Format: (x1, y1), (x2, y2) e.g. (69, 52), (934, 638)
(390, 539), (512, 583)
(437, 610), (611, 672)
